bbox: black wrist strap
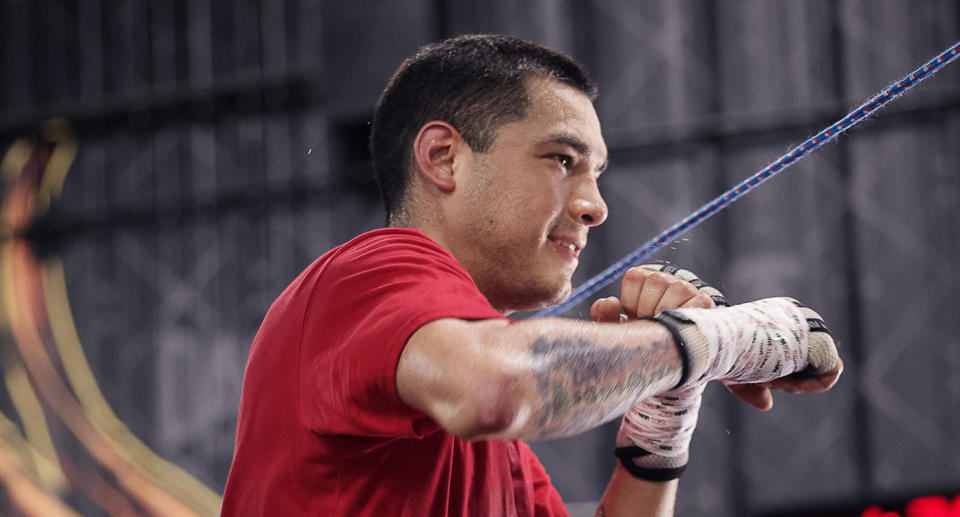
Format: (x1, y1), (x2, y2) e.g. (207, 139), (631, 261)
(615, 446), (687, 482)
(639, 316), (690, 389)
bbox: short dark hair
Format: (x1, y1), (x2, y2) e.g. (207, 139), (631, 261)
(369, 34), (597, 221)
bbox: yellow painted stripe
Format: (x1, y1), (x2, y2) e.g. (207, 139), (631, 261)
(35, 119), (77, 215)
(43, 260), (222, 515)
(43, 261), (223, 514)
(20, 120), (220, 514)
(0, 438), (81, 517)
(4, 364), (65, 490)
(0, 139), (32, 182)
(0, 410), (65, 491)
(6, 241), (199, 516)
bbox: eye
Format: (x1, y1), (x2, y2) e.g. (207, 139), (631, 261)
(552, 154), (573, 169)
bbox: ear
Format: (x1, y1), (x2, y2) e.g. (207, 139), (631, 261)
(412, 121), (466, 192)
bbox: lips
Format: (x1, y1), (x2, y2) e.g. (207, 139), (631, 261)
(548, 235), (585, 259)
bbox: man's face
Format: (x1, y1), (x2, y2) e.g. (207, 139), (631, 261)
(449, 76), (609, 313)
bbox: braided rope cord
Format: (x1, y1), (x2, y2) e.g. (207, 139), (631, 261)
(537, 41), (960, 318)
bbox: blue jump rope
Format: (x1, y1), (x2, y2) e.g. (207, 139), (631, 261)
(536, 41), (960, 318)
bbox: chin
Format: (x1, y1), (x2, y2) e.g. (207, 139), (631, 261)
(499, 278), (572, 313)
(544, 281), (573, 307)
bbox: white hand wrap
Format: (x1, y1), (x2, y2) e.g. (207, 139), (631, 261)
(615, 264), (722, 481)
(615, 383), (704, 480)
(617, 383), (702, 458)
(657, 297), (838, 385)
(616, 289), (839, 482)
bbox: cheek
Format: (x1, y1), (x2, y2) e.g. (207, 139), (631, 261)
(476, 162), (566, 231)
(502, 188), (557, 228)
(532, 181), (567, 219)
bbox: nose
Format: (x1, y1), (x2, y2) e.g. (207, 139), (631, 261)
(569, 178), (608, 227)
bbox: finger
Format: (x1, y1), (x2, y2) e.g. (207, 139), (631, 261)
(770, 360), (844, 393)
(589, 297), (602, 322)
(680, 293), (716, 309)
(767, 376), (822, 394)
(793, 303), (841, 376)
(654, 280), (701, 314)
(590, 297), (623, 323)
(819, 359), (843, 389)
(726, 383), (774, 411)
(620, 267), (652, 317)
(636, 272), (674, 318)
(640, 264), (729, 307)
(589, 296), (605, 321)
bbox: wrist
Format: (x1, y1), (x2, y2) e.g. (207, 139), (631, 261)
(654, 297), (817, 385)
(616, 449), (688, 482)
(639, 316), (690, 389)
(615, 383), (704, 481)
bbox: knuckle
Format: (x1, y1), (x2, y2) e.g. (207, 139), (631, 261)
(695, 293), (715, 308)
(673, 268), (699, 283)
(648, 271), (674, 284)
(624, 267), (648, 283)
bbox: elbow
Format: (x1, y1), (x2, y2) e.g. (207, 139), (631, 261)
(444, 376), (527, 441)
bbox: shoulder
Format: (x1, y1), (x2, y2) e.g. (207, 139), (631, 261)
(334, 227), (451, 261)
(328, 227), (472, 281)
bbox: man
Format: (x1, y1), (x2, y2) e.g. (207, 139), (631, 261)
(221, 34), (842, 516)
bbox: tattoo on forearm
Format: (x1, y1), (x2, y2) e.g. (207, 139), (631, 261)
(530, 337), (676, 437)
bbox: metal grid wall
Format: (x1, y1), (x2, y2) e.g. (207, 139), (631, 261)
(1, 1), (959, 515)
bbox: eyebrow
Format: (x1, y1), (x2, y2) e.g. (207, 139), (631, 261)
(541, 133), (609, 174)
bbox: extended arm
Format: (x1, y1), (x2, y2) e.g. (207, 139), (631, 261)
(396, 315), (684, 441)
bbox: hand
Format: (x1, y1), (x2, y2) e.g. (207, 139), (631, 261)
(594, 265), (722, 481)
(653, 297), (842, 391)
(590, 265), (718, 323)
(726, 358), (844, 410)
(720, 299), (844, 411)
(592, 266), (841, 411)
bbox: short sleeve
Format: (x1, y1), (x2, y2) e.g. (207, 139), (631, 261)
(518, 441), (569, 517)
(299, 229), (505, 438)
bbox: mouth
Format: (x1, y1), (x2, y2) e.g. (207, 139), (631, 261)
(547, 235), (585, 260)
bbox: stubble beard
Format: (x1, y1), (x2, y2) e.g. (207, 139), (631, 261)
(473, 238), (575, 313)
(459, 168), (575, 312)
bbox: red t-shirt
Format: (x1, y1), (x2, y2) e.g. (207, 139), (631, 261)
(221, 228), (568, 516)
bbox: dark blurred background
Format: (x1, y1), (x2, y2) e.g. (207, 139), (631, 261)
(1, 1), (959, 516)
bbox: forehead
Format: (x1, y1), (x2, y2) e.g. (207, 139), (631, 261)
(497, 76), (607, 160)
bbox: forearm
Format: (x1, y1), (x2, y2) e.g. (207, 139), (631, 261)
(398, 316), (683, 441)
(478, 317), (683, 440)
(595, 463), (677, 517)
